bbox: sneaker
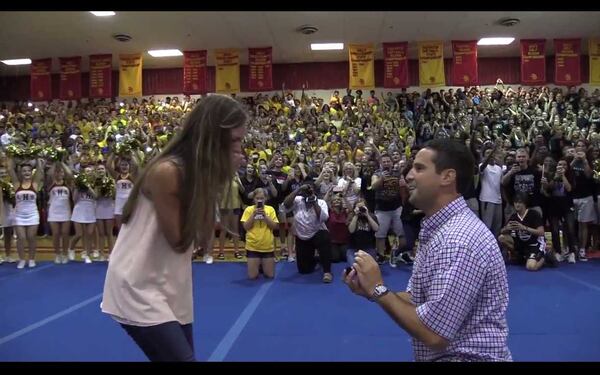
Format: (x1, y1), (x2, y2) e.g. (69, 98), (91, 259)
(92, 250), (100, 258)
(6, 256), (17, 263)
(17, 260), (26, 269)
(234, 251), (244, 260)
(54, 255), (62, 264)
(0, 256), (4, 265)
(68, 249), (75, 261)
(61, 255), (69, 264)
(554, 252), (564, 263)
(322, 273), (333, 283)
(81, 251), (88, 260)
(568, 253), (576, 264)
(203, 255), (214, 264)
(217, 253), (225, 261)
(397, 252), (414, 265)
(83, 256), (92, 264)
(287, 255), (296, 263)
(98, 255), (106, 262)
(28, 260), (36, 268)
(579, 249), (588, 262)
(376, 254), (386, 265)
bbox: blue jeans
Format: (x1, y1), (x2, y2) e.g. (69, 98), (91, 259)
(121, 321), (195, 362)
(346, 248), (377, 266)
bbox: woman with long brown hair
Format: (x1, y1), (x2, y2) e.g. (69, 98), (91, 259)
(102, 94), (248, 362)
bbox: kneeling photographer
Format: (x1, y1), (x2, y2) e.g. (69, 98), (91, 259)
(283, 183), (333, 283)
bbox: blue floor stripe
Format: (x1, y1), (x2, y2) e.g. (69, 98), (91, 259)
(0, 293), (102, 346)
(556, 271), (600, 293)
(0, 264), (54, 282)
(207, 264), (281, 362)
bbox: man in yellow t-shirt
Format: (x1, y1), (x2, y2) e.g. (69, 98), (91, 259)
(241, 189), (279, 279)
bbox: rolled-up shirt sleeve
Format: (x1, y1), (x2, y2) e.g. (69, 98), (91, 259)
(415, 244), (487, 341)
(317, 199), (329, 223)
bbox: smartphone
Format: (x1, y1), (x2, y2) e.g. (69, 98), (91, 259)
(256, 201), (264, 209)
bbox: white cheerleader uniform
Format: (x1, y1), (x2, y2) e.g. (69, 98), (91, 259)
(14, 185), (40, 226)
(47, 184), (72, 223)
(96, 197), (115, 220)
(114, 174), (133, 216)
(2, 200), (15, 228)
(71, 190), (97, 224)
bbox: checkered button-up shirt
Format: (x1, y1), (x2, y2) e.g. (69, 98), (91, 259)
(407, 197), (512, 362)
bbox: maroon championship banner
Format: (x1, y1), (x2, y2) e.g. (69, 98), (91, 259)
(521, 39), (546, 85)
(383, 42), (409, 88)
(554, 39), (581, 85)
(89, 54), (112, 98)
(452, 41), (478, 86)
(30, 58), (52, 101)
(248, 47), (273, 91)
(59, 56), (82, 100)
(183, 50), (207, 94)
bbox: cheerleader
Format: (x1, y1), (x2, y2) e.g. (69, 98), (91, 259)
(108, 154), (138, 231)
(94, 163), (115, 261)
(0, 166), (16, 264)
(8, 158), (45, 269)
(69, 165), (98, 264)
(47, 161), (73, 264)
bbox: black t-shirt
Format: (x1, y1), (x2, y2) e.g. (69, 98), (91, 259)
(508, 209), (544, 247)
(359, 171), (376, 212)
(267, 170), (288, 207)
(508, 167), (542, 207)
(349, 213), (378, 250)
(571, 159), (594, 199)
(240, 176), (267, 206)
(373, 169), (403, 211)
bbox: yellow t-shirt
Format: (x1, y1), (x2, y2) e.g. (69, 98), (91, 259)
(241, 205), (279, 252)
(219, 178), (242, 210)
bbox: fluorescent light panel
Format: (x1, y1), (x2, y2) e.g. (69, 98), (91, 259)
(90, 11), (115, 17)
(311, 43), (344, 51)
(148, 49), (183, 57)
(1, 58), (32, 65)
(477, 37), (515, 46)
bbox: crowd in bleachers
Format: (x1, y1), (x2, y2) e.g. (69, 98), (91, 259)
(1, 80), (600, 276)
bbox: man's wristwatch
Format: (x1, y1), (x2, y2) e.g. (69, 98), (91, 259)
(370, 283), (390, 302)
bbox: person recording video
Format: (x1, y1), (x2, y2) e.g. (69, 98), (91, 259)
(283, 182), (333, 283)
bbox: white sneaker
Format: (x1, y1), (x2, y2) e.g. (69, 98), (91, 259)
(54, 255), (62, 264)
(288, 255), (296, 263)
(28, 260), (36, 268)
(17, 260), (26, 269)
(203, 255), (213, 264)
(83, 256), (92, 264)
(568, 253), (576, 264)
(554, 253), (564, 263)
(6, 256), (17, 263)
(0, 256), (4, 264)
(61, 255), (69, 264)
(98, 255), (106, 261)
(92, 250), (100, 258)
(68, 249), (75, 261)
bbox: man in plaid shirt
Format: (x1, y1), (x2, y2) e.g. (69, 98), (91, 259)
(344, 139), (511, 362)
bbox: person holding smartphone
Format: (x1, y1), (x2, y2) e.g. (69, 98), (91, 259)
(240, 189), (279, 279)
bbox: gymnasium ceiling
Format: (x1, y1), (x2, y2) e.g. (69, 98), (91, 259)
(0, 11), (599, 76)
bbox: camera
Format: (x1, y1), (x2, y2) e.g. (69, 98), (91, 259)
(305, 195), (317, 204)
(359, 206), (367, 214)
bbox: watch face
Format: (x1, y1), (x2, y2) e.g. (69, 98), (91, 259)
(375, 285), (388, 295)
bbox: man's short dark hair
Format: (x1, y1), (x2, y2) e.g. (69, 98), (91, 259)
(513, 192), (529, 206)
(424, 139), (475, 195)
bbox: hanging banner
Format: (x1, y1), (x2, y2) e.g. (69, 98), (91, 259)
(215, 49), (240, 93)
(59, 56), (82, 100)
(30, 58), (52, 101)
(248, 47), (273, 91)
(348, 44), (375, 89)
(452, 41), (478, 86)
(183, 50), (207, 94)
(89, 54), (112, 98)
(588, 39), (600, 86)
(419, 41), (445, 86)
(119, 53), (142, 97)
(554, 39), (581, 85)
(383, 42), (409, 88)
(520, 39), (546, 85)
